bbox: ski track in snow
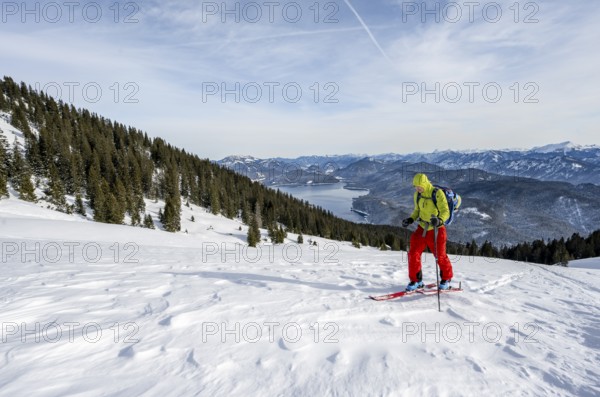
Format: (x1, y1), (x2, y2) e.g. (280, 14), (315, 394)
(1, 198), (600, 397)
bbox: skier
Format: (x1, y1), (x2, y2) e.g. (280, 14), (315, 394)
(402, 173), (454, 291)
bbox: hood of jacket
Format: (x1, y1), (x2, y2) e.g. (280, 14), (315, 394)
(413, 173), (434, 196)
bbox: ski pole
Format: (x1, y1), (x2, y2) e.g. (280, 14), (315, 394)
(434, 225), (441, 312)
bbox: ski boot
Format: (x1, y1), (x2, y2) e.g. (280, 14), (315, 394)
(405, 281), (424, 292)
(439, 280), (451, 290)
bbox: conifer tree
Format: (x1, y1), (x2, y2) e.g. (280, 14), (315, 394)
(552, 240), (570, 266)
(75, 194), (86, 216)
(106, 190), (124, 224)
(180, 167), (190, 198)
(254, 196), (263, 229)
(114, 179), (127, 219)
(223, 193), (236, 219)
(93, 179), (108, 222)
(468, 239), (479, 257)
(480, 240), (495, 257)
(130, 209), (141, 226)
(24, 134), (43, 177)
(9, 140), (25, 184)
(87, 157), (102, 208)
(32, 100), (45, 128)
(582, 244), (595, 259)
(45, 162), (67, 210)
(135, 194), (146, 218)
(162, 165), (181, 232)
(69, 152), (85, 195)
(18, 169), (36, 202)
(210, 182), (221, 215)
(163, 195), (181, 232)
(277, 225), (287, 244)
(189, 174), (200, 206)
(0, 142), (8, 198)
(247, 216), (260, 247)
(144, 214), (155, 229)
(10, 141), (36, 202)
(241, 200), (251, 224)
(10, 104), (32, 136)
(0, 177), (6, 200)
(0, 91), (7, 111)
(267, 224), (276, 242)
(129, 159), (145, 218)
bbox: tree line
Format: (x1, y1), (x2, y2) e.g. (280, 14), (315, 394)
(0, 76), (407, 250)
(460, 230), (600, 266)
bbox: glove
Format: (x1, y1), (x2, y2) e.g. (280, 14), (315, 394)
(430, 217), (442, 227)
(402, 217), (414, 228)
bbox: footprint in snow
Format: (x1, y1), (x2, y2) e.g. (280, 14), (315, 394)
(465, 357), (485, 373)
(503, 345), (527, 359)
(186, 350), (199, 367)
(326, 351), (340, 364)
(379, 317), (397, 326)
(118, 345), (135, 358)
(278, 338), (290, 351)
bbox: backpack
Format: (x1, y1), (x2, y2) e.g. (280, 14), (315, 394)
(430, 185), (462, 225)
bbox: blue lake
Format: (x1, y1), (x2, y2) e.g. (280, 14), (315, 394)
(274, 183), (369, 223)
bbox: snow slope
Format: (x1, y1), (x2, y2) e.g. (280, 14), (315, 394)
(1, 197), (599, 397)
(569, 257), (600, 270)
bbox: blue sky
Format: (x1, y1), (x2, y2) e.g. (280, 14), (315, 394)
(1, 0), (598, 159)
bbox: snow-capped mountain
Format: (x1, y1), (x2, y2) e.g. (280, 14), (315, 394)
(217, 155), (356, 185)
(394, 145), (600, 185)
(531, 141), (597, 154)
(220, 144), (600, 186)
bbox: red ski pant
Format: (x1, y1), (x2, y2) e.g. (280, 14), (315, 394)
(408, 226), (453, 282)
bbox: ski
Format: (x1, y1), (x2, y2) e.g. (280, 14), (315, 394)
(415, 286), (463, 296)
(368, 283), (462, 301)
(368, 283), (437, 301)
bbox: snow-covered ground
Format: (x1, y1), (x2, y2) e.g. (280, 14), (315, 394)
(1, 196), (599, 397)
(569, 257), (600, 270)
(0, 111), (33, 148)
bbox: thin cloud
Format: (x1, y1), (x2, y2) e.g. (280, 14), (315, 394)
(171, 26), (366, 48)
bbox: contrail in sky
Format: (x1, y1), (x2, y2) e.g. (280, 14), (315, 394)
(342, 0), (392, 64)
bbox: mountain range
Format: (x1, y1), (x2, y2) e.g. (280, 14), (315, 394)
(219, 143), (600, 246)
(219, 142), (600, 186)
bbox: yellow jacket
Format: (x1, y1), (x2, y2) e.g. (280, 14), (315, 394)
(409, 173), (449, 231)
